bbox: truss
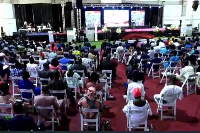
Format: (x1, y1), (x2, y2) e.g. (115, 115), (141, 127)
(83, 3), (162, 7)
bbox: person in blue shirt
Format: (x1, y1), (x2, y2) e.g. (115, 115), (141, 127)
(57, 41), (63, 49)
(59, 54), (70, 70)
(185, 41), (191, 50)
(163, 51), (179, 69)
(160, 46), (170, 55)
(139, 50), (150, 74)
(18, 71), (40, 99)
(189, 46), (199, 56)
(84, 42), (91, 48)
(67, 51), (76, 63)
(123, 41), (130, 48)
(147, 53), (162, 72)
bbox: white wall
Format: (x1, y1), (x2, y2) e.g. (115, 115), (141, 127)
(0, 3), (17, 37)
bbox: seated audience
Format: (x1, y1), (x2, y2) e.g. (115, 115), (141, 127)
(48, 51), (57, 62)
(154, 76), (183, 104)
(49, 58), (63, 75)
(7, 102), (37, 131)
(123, 88), (152, 128)
(18, 71), (40, 99)
(175, 61), (194, 81)
(39, 52), (47, 70)
(59, 53), (70, 70)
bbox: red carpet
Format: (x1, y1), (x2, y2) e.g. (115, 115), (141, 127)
(65, 63), (200, 131)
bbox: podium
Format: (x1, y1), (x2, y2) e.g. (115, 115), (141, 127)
(67, 28), (76, 42)
(86, 28), (95, 41)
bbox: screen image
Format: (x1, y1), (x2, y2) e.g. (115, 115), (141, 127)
(85, 11), (101, 28)
(131, 10), (145, 26)
(104, 10), (129, 27)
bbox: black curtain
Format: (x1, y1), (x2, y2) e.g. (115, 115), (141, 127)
(52, 4), (62, 32)
(65, 7), (71, 28)
(14, 5), (27, 29)
(25, 5), (33, 25)
(32, 4), (53, 26)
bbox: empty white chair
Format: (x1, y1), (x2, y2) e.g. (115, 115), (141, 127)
(138, 58), (150, 73)
(51, 89), (69, 114)
(181, 74), (198, 95)
(160, 64), (177, 85)
(148, 62), (162, 79)
(102, 70), (112, 89)
(35, 105), (60, 131)
(10, 76), (22, 96)
(79, 107), (100, 131)
(66, 77), (80, 99)
(0, 103), (13, 118)
(99, 78), (109, 101)
(39, 78), (50, 89)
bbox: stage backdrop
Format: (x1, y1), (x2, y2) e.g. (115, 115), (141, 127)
(85, 11), (101, 28)
(131, 10), (145, 26)
(104, 10), (129, 27)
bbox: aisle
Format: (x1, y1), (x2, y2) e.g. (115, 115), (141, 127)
(66, 62), (200, 131)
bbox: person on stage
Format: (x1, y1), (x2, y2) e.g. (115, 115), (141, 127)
(23, 21), (28, 29)
(47, 23), (51, 28)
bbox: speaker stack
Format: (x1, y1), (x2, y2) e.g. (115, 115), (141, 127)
(192, 0), (199, 11)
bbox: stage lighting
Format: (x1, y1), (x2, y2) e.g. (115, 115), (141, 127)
(131, 6), (133, 8)
(113, 7), (114, 8)
(159, 6), (161, 8)
(150, 6), (152, 8)
(75, 6), (77, 9)
(102, 7), (105, 8)
(106, 5), (108, 7)
(141, 7), (143, 9)
(122, 6), (124, 8)
(93, 6), (95, 8)
(84, 6), (86, 9)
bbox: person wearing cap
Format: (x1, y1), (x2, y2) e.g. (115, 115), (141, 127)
(78, 87), (102, 119)
(125, 74), (145, 101)
(123, 88), (152, 128)
(39, 52), (47, 70)
(175, 61), (194, 82)
(154, 75), (183, 105)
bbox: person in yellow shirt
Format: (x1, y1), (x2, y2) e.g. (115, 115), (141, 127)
(72, 46), (81, 56)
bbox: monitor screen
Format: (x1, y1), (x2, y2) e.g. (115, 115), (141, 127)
(104, 10), (129, 27)
(85, 11), (101, 28)
(131, 10), (145, 26)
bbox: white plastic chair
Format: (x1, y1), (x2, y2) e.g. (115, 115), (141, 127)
(10, 76), (22, 96)
(32, 55), (40, 63)
(35, 105), (60, 131)
(74, 70), (85, 87)
(66, 77), (80, 99)
(127, 108), (149, 131)
(99, 78), (109, 101)
(39, 78), (50, 89)
(160, 64), (177, 85)
(181, 74), (198, 95)
(138, 58), (150, 73)
(156, 94), (178, 120)
(51, 89), (69, 114)
(148, 62), (162, 79)
(27, 69), (38, 86)
(79, 107), (100, 131)
(102, 70), (112, 89)
(0, 103), (13, 118)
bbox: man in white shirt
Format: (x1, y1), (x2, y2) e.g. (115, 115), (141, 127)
(158, 42), (165, 49)
(81, 54), (93, 71)
(154, 76), (183, 104)
(175, 61), (194, 81)
(174, 42), (180, 47)
(148, 47), (155, 59)
(116, 43), (124, 53)
(125, 75), (145, 101)
(123, 88), (152, 128)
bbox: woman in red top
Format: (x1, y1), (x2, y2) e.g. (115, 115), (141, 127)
(49, 58), (63, 76)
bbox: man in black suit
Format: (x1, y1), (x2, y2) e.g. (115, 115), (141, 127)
(7, 102), (37, 131)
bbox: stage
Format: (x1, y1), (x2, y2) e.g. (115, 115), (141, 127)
(22, 27), (180, 42)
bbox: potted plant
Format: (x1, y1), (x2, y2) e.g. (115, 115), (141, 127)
(102, 26), (109, 39)
(116, 27), (122, 39)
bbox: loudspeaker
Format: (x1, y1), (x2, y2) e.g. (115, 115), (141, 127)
(76, 0), (83, 9)
(65, 2), (72, 11)
(192, 0), (199, 11)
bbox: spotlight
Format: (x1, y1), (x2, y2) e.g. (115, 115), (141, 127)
(113, 7), (114, 8)
(150, 6), (152, 8)
(84, 6), (86, 9)
(102, 7), (104, 8)
(106, 5), (108, 7)
(141, 7), (143, 9)
(131, 6), (133, 9)
(75, 6), (77, 9)
(93, 6), (95, 8)
(122, 6), (124, 9)
(159, 6), (161, 8)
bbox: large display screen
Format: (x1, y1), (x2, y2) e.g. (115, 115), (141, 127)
(104, 10), (129, 27)
(85, 11), (101, 28)
(131, 10), (145, 26)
